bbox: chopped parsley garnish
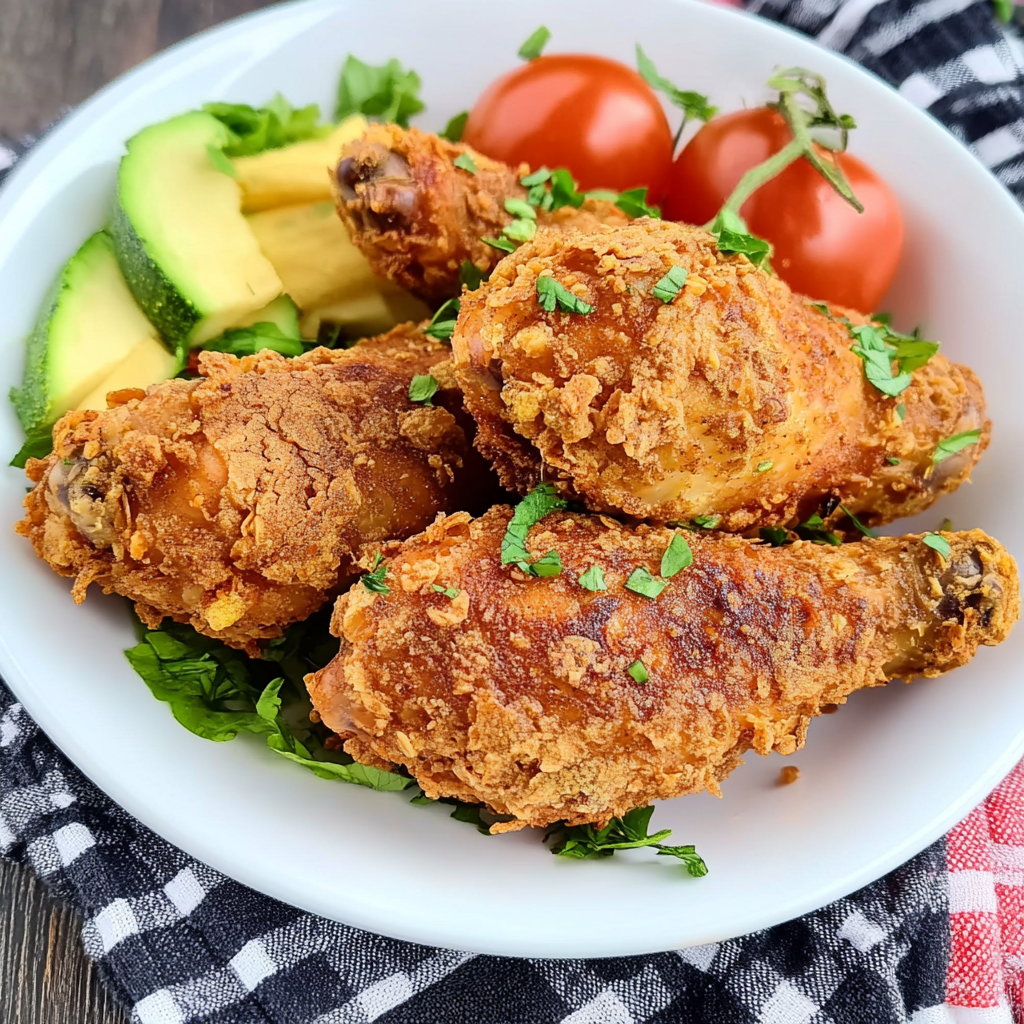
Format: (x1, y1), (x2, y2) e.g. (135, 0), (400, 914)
(627, 660), (649, 684)
(932, 429), (981, 464)
(503, 218), (537, 242)
(529, 550), (563, 577)
(460, 260), (486, 290)
(814, 305), (938, 399)
(660, 533), (693, 578)
(520, 167), (588, 213)
(625, 567), (667, 599)
(537, 275), (594, 314)
(501, 483), (568, 575)
(453, 152), (478, 174)
(423, 298), (460, 341)
(578, 565), (608, 592)
(546, 805), (708, 877)
(483, 235), (517, 253)
(708, 208), (772, 267)
(759, 526), (792, 547)
(923, 532), (952, 559)
(796, 513), (842, 546)
(886, 456), (901, 465)
(505, 197), (537, 220)
(361, 553), (391, 594)
(691, 514), (721, 529)
(432, 584), (461, 599)
(652, 266), (689, 303)
(995, 0), (1014, 21)
(635, 45), (717, 147)
(440, 110), (469, 142)
(521, 167), (552, 187)
(335, 55), (425, 127)
(839, 504), (877, 539)
(896, 403), (907, 421)
(518, 25), (551, 61)
(615, 187), (661, 219)
(848, 324), (913, 397)
(756, 460), (774, 473)
(408, 374), (439, 405)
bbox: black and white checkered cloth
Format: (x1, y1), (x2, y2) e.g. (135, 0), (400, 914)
(2, 1), (1022, 1020)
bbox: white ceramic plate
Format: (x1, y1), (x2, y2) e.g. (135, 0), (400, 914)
(2, 0), (1023, 960)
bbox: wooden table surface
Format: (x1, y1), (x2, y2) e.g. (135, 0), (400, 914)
(0, 5), (274, 1019)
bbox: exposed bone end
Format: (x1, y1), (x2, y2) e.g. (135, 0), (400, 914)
(44, 457), (117, 548)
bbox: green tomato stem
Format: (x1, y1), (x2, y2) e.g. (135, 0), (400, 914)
(672, 117), (688, 151)
(716, 137), (805, 222)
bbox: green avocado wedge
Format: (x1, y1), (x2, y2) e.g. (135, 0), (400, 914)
(9, 232), (163, 433)
(111, 111), (283, 348)
(234, 294), (301, 337)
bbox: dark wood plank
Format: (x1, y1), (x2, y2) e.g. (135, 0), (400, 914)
(0, 858), (127, 1024)
(0, 0), (270, 138)
(157, 0), (270, 50)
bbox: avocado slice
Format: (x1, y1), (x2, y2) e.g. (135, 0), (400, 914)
(233, 115), (368, 213)
(234, 294), (301, 337)
(245, 200), (377, 313)
(10, 232), (164, 432)
(77, 333), (178, 412)
(111, 111), (282, 348)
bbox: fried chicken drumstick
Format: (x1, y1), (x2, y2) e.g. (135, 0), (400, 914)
(18, 327), (499, 652)
(307, 509), (1018, 830)
(331, 124), (628, 304)
(452, 220), (988, 531)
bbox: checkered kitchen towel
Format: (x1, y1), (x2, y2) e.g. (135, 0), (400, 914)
(3, 0), (1024, 1021)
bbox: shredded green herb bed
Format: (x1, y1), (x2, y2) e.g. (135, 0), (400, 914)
(124, 609), (407, 790)
(546, 806), (708, 876)
(124, 605), (704, 871)
(204, 95), (330, 157)
(335, 55), (424, 126)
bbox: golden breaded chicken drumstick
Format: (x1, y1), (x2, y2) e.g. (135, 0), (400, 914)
(18, 327), (500, 653)
(307, 508), (1018, 830)
(331, 124), (628, 304)
(452, 220), (988, 531)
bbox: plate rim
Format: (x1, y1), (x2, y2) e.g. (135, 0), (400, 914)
(2, 0), (1023, 958)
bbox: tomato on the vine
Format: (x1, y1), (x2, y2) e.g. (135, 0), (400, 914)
(664, 107), (904, 312)
(463, 54), (675, 196)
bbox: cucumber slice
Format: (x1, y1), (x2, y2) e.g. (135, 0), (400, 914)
(111, 111), (282, 348)
(10, 232), (163, 432)
(234, 294), (301, 338)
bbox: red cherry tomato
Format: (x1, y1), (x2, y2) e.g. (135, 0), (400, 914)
(463, 54), (674, 197)
(664, 107), (904, 312)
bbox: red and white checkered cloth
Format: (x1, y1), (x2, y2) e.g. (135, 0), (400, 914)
(947, 759), (1024, 1021)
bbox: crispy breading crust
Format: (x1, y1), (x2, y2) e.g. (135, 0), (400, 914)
(17, 326), (501, 653)
(307, 509), (1017, 830)
(451, 220), (989, 530)
(331, 124), (628, 303)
